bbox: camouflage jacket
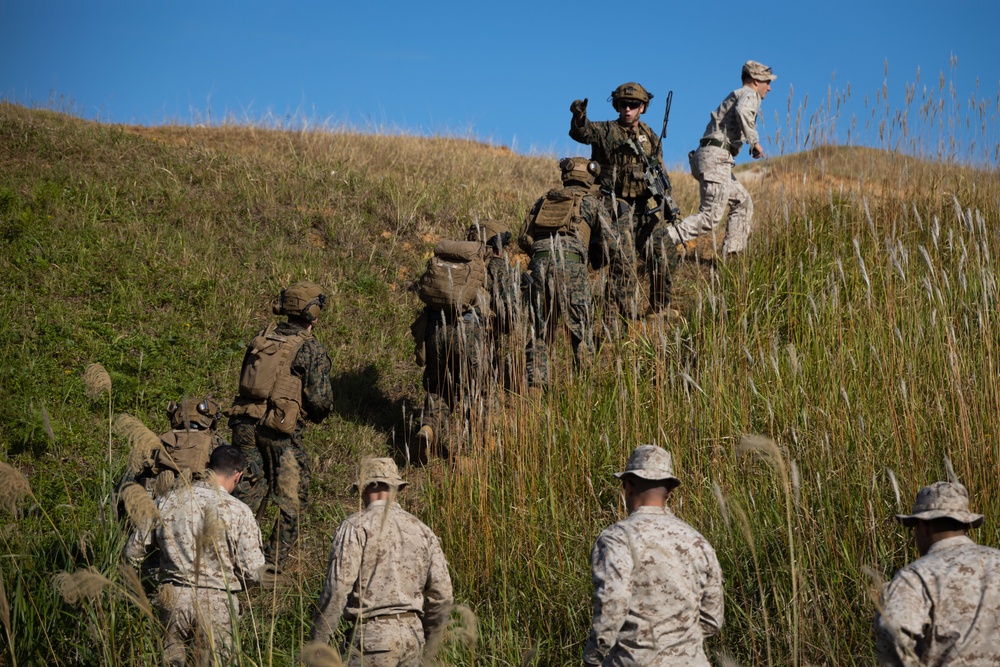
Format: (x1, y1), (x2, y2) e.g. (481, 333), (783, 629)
(699, 86), (762, 154)
(569, 118), (664, 200)
(310, 500), (454, 645)
(583, 506), (724, 667)
(486, 254), (519, 336)
(124, 475), (265, 591)
(875, 536), (1000, 666)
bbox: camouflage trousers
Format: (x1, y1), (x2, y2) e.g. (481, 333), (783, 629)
(230, 418), (311, 566)
(670, 145), (753, 254)
(421, 309), (485, 448)
(600, 196), (679, 320)
(156, 584), (239, 667)
(525, 253), (594, 387)
(343, 615), (425, 667)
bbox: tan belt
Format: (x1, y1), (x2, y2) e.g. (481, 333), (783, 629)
(368, 611), (419, 623)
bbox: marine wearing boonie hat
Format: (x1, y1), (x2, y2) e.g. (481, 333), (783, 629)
(349, 457), (409, 494)
(613, 444), (681, 488)
(894, 481), (984, 527)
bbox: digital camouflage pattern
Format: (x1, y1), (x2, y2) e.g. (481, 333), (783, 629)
(583, 506), (724, 667)
(874, 535), (1000, 666)
(670, 85), (763, 254)
(156, 585), (239, 667)
(521, 185), (602, 386)
(231, 319), (333, 565)
(310, 499), (453, 666)
(120, 430), (228, 500)
(418, 243), (515, 450)
(569, 115), (662, 200)
(124, 475), (265, 667)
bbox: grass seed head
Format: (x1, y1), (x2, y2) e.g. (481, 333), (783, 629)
(300, 642), (343, 667)
(0, 461), (32, 515)
(83, 363), (112, 400)
(114, 414), (162, 472)
(119, 482), (160, 531)
(54, 567), (112, 605)
(118, 562), (152, 617)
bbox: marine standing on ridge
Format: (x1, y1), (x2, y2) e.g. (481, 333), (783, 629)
(667, 60), (776, 256)
(874, 481), (1000, 665)
(520, 157), (604, 388)
(125, 446), (266, 667)
(229, 280), (334, 569)
(584, 445), (724, 666)
(570, 82), (679, 320)
(310, 458), (453, 666)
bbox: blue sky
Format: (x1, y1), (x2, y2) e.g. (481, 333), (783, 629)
(2, 0), (998, 165)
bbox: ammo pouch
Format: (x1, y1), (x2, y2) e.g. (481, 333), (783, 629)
(261, 373), (302, 435)
(410, 309), (429, 367)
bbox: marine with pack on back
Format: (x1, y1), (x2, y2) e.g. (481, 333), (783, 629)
(411, 223), (513, 460)
(229, 280), (333, 571)
(520, 157), (605, 390)
(570, 82), (681, 324)
(118, 397), (229, 503)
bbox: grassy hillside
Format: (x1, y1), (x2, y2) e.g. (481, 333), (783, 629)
(1, 101), (999, 666)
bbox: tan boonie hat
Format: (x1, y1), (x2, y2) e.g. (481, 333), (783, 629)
(349, 457), (408, 494)
(614, 444), (681, 487)
(895, 481), (984, 528)
(743, 60), (777, 82)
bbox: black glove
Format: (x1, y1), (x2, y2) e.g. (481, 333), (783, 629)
(570, 98), (588, 119)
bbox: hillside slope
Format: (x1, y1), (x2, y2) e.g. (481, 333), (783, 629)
(2, 103), (999, 666)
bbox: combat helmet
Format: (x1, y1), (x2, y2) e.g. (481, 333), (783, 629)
(167, 397), (222, 430)
(609, 82), (653, 111)
(559, 157), (601, 187)
(466, 219), (512, 250)
(272, 280), (326, 321)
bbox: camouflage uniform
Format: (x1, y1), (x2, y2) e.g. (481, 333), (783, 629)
(122, 430), (229, 499)
(418, 226), (515, 453)
(669, 61), (776, 255)
(520, 165), (602, 387)
(584, 446), (724, 667)
(311, 460), (453, 667)
(230, 318), (334, 566)
(570, 88), (679, 318)
(125, 475), (265, 667)
(874, 482), (1000, 666)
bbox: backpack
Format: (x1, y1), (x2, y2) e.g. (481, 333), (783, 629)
(233, 323), (311, 434)
(528, 186), (593, 248)
(418, 240), (487, 312)
(149, 429), (216, 478)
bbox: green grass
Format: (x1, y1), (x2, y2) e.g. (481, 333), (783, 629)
(0, 81), (998, 666)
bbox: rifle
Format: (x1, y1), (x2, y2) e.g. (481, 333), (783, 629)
(625, 90), (681, 223)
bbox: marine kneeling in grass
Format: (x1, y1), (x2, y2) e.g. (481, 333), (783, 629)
(310, 458), (453, 667)
(125, 446), (265, 667)
(874, 481), (1000, 665)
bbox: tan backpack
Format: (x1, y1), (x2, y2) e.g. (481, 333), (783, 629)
(528, 187), (592, 247)
(418, 240), (487, 312)
(233, 323), (311, 434)
(149, 430), (216, 478)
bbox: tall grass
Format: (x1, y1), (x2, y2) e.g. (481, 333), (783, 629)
(0, 63), (998, 665)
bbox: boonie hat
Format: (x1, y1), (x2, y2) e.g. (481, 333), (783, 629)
(895, 481), (984, 528)
(349, 457), (408, 494)
(614, 444), (681, 487)
(743, 60), (777, 82)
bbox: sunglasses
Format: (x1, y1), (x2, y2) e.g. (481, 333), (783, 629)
(619, 99), (643, 110)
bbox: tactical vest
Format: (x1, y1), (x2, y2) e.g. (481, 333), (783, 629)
(149, 429), (215, 477)
(230, 322), (311, 434)
(600, 122), (659, 200)
(418, 240), (487, 312)
(529, 187), (592, 248)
